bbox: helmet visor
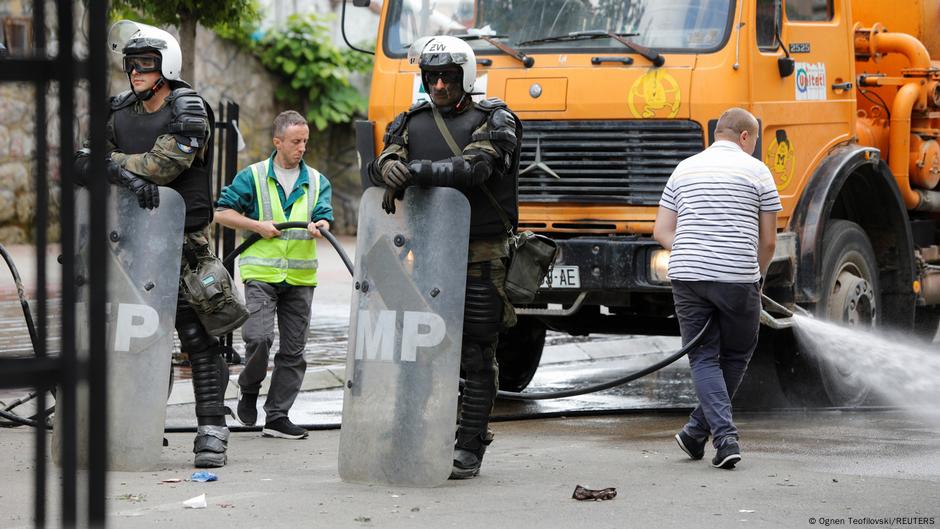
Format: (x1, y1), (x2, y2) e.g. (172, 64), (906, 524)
(123, 55), (162, 74)
(420, 51), (470, 69)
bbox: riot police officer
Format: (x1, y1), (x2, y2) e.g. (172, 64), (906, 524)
(74, 21), (230, 468)
(368, 35), (521, 479)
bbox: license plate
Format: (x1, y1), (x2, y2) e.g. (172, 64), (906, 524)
(542, 266), (581, 289)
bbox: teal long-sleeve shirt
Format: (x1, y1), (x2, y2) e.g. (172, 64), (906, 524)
(215, 151), (334, 223)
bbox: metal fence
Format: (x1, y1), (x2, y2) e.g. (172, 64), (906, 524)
(0, 0), (110, 527)
(211, 100), (241, 363)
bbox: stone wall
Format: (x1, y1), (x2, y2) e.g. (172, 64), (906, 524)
(0, 82), (40, 244)
(0, 3), (371, 244)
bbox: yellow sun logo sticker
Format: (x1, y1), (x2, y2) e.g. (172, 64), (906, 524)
(628, 69), (681, 119)
(764, 129), (796, 190)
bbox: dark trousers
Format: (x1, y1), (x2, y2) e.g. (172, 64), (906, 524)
(238, 280), (315, 423)
(672, 280), (761, 447)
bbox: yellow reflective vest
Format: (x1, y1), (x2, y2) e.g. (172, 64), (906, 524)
(238, 159), (322, 286)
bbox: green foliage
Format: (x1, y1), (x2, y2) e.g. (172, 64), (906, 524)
(253, 14), (374, 131)
(109, 0), (261, 31)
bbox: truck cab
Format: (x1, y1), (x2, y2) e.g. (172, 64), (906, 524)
(354, 0), (940, 406)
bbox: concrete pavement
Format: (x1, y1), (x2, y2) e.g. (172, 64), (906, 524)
(1, 410), (937, 529)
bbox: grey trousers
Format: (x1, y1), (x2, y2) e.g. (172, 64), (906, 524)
(237, 280), (315, 423)
(672, 280), (761, 448)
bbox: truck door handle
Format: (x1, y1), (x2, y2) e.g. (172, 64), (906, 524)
(591, 56), (634, 65)
(831, 82), (853, 91)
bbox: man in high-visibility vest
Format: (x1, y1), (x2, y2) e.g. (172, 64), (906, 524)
(215, 110), (333, 439)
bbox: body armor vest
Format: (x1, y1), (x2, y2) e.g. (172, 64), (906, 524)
(406, 106), (518, 239)
(111, 99), (212, 232)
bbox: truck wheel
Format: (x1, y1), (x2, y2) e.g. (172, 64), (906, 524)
(496, 316), (546, 392)
(782, 220), (879, 406)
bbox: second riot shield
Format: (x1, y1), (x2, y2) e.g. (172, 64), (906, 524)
(339, 186), (470, 487)
(53, 186), (185, 471)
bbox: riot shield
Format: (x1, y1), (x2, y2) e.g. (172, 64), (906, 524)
(339, 186), (470, 487)
(53, 186), (185, 471)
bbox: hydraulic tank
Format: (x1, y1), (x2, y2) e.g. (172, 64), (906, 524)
(852, 0), (940, 58)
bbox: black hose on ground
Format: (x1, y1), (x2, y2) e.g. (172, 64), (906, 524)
(0, 408), (49, 429)
(495, 317), (711, 400)
(0, 243), (41, 357)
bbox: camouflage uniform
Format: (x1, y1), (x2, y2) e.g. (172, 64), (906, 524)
(374, 102), (519, 330)
(369, 94), (521, 479)
(93, 104), (213, 273)
(78, 88), (231, 468)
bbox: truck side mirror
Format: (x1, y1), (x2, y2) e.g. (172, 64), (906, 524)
(778, 56), (795, 78)
(353, 0), (371, 6)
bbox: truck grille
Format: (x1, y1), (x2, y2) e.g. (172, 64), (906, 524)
(517, 120), (704, 205)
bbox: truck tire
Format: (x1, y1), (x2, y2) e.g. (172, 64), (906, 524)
(780, 219), (880, 407)
(495, 316), (546, 392)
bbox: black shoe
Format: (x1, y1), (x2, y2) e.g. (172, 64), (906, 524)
(711, 439), (741, 469)
(262, 417), (308, 440)
(449, 448), (483, 479)
(235, 391), (258, 427)
(675, 430), (706, 460)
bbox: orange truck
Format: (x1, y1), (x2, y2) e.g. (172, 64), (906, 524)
(349, 0), (940, 406)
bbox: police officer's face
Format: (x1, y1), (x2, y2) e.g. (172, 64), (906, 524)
(127, 54), (161, 92)
(426, 68), (463, 107)
(273, 124), (309, 168)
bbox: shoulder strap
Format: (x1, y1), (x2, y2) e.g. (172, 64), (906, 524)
(431, 106), (462, 157)
(430, 106), (514, 235)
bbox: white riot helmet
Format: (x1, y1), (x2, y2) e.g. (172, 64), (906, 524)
(108, 20), (183, 81)
(409, 35), (476, 94)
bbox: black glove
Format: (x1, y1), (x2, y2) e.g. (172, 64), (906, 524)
(380, 159), (412, 190)
(382, 187), (399, 215)
(107, 160), (160, 210)
(73, 149), (91, 187)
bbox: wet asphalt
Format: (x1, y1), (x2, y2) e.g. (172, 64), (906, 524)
(1, 240), (938, 527)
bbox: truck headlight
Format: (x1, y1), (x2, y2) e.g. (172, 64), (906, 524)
(649, 249), (671, 284)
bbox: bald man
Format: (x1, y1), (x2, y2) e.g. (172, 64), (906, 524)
(653, 107), (781, 470)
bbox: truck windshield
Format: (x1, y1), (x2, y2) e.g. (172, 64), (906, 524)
(383, 0), (734, 56)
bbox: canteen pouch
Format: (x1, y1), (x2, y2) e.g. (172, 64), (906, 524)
(505, 231), (558, 304)
(181, 245), (249, 336)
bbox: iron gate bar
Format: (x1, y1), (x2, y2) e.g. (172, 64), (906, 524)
(86, 0), (109, 524)
(32, 0), (50, 525)
(0, 59), (55, 80)
(56, 0), (78, 525)
(210, 100), (241, 363)
(0, 0), (111, 525)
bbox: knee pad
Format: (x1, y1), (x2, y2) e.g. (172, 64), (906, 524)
(463, 278), (503, 344)
(460, 340), (497, 375)
(177, 312), (218, 353)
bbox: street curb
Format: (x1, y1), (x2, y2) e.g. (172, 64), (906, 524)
(167, 363), (346, 406)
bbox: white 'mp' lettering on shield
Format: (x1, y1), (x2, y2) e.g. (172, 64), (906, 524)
(355, 309), (396, 361)
(354, 309), (446, 362)
(400, 311), (446, 362)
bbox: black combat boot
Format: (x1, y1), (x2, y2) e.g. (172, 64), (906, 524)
(190, 346), (230, 467)
(450, 361), (498, 479)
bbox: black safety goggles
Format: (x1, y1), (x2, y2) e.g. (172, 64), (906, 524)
(123, 55), (162, 74)
(422, 70), (462, 86)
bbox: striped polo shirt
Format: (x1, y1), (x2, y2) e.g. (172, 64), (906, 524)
(659, 140), (782, 282)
